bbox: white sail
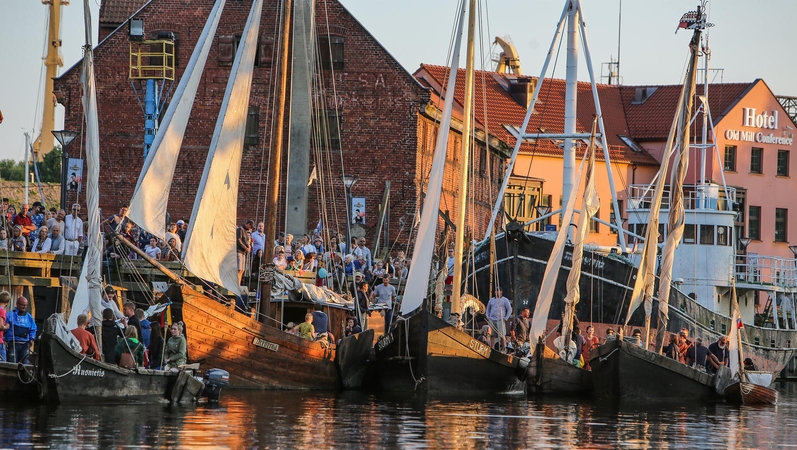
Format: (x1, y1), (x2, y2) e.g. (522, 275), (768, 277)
(559, 126), (599, 353)
(529, 156), (586, 351)
(728, 282), (742, 380)
(127, 0), (227, 239)
(67, 263), (90, 330)
(81, 0), (104, 328)
(182, 0), (263, 294)
(400, 4), (466, 315)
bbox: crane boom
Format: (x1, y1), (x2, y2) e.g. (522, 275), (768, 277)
(34, 0), (68, 161)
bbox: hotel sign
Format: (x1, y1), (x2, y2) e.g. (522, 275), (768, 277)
(724, 108), (794, 146)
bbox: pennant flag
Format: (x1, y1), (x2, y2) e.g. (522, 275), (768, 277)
(737, 317), (744, 329)
(307, 165), (317, 186)
(313, 218), (322, 236)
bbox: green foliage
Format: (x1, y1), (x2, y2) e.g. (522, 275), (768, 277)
(0, 148), (62, 183)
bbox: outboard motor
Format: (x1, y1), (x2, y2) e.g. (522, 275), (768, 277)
(202, 369), (230, 402)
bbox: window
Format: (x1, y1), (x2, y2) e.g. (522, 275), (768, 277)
(683, 224), (696, 244)
(775, 208), (788, 242)
(479, 145), (487, 174)
(314, 109), (342, 150)
(717, 226), (730, 246)
(750, 147), (763, 174)
(700, 225), (715, 245)
(589, 207), (599, 233)
(778, 150), (790, 177)
(724, 145), (737, 171)
(219, 34), (266, 67)
(244, 106), (259, 146)
(318, 35), (344, 70)
(233, 35), (262, 67)
(749, 206), (761, 240)
(633, 223), (647, 238)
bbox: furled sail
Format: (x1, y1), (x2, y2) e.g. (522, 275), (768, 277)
(559, 118), (600, 356)
(127, 0), (226, 239)
(400, 5), (466, 315)
(728, 281), (743, 381)
(182, 0), (263, 294)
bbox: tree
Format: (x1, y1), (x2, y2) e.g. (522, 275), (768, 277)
(0, 159), (25, 181)
(38, 148), (62, 182)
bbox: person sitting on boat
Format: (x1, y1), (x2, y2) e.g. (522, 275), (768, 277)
(115, 325), (145, 369)
(273, 246), (288, 270)
(148, 322), (165, 369)
(31, 226), (51, 253)
(10, 226), (26, 252)
(447, 312), (462, 330)
(553, 328), (578, 364)
(511, 307), (531, 350)
(101, 286), (124, 321)
(485, 288), (512, 352)
(631, 329), (643, 347)
(605, 328), (617, 342)
(743, 357), (758, 371)
(344, 316), (362, 337)
(311, 304), (335, 342)
(685, 337), (709, 370)
(101, 308), (123, 364)
(70, 314), (100, 360)
(285, 322), (299, 336)
(478, 325), (492, 346)
(5, 296), (36, 364)
(371, 275), (397, 332)
(144, 237), (160, 260)
(163, 322), (187, 370)
(48, 224), (65, 255)
(296, 313), (315, 341)
(677, 331), (693, 363)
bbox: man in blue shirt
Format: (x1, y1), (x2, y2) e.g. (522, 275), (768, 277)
(311, 304), (334, 342)
(5, 296), (37, 363)
(486, 288), (512, 351)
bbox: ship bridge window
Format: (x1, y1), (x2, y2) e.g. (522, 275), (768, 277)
(683, 224), (696, 244)
(700, 225), (715, 245)
(717, 226), (730, 246)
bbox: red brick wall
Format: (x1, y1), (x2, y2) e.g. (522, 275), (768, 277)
(54, 0), (430, 254)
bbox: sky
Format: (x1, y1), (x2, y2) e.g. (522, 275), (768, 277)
(1, 0), (795, 162)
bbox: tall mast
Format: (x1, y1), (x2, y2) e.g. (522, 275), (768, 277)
(451, 0), (476, 315)
(700, 30), (710, 185)
(263, 0), (294, 308)
(561, 2), (579, 234)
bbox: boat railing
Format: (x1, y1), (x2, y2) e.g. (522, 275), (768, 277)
(627, 184), (737, 212)
(735, 254), (797, 288)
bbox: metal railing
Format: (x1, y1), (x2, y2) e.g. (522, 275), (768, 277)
(627, 183), (736, 212)
(735, 254), (797, 288)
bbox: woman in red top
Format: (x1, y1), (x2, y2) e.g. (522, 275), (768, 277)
(581, 325), (600, 370)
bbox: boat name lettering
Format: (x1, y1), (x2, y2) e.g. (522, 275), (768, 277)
(563, 252), (605, 270)
(468, 339), (491, 358)
(252, 337), (279, 352)
(376, 333), (394, 352)
(71, 364), (105, 377)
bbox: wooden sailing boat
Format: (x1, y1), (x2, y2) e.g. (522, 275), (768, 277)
(589, 3), (722, 403)
(526, 117), (599, 396)
(120, 0), (370, 390)
(373, 0), (526, 395)
(722, 281), (778, 405)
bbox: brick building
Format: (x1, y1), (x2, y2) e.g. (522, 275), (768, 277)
(53, 0), (507, 257)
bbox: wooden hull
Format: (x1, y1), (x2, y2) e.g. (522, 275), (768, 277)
(336, 329), (375, 389)
(374, 310), (526, 395)
(0, 361), (39, 400)
(527, 346), (592, 396)
(38, 331), (180, 403)
(589, 339), (720, 402)
(724, 381), (778, 405)
(178, 285), (341, 390)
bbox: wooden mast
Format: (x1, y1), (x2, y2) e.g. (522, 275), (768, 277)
(262, 0), (293, 313)
(451, 0), (476, 315)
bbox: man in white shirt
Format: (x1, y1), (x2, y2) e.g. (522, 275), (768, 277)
(355, 237), (372, 270)
(63, 204), (84, 256)
(370, 275), (396, 331)
(485, 287), (512, 351)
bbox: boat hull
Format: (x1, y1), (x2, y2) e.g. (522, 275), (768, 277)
(724, 381), (778, 405)
(177, 285), (341, 390)
(0, 362), (39, 400)
(336, 329), (375, 389)
(527, 346), (591, 396)
(374, 310), (526, 395)
(38, 332), (180, 403)
(589, 339), (720, 402)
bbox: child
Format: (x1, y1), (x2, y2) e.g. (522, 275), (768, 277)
(296, 313), (315, 341)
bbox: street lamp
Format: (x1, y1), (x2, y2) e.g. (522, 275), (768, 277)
(738, 236), (752, 253)
(52, 130), (80, 209)
(535, 205), (551, 231)
(789, 245), (797, 259)
(341, 175), (358, 254)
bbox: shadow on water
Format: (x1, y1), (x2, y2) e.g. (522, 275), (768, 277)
(3, 383), (797, 448)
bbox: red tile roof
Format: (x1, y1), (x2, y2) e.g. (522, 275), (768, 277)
(99, 0), (149, 25)
(619, 82), (753, 140)
(415, 64), (660, 166)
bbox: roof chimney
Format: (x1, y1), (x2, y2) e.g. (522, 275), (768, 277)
(507, 77), (535, 108)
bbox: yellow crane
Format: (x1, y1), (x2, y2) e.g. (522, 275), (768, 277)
(33, 0), (69, 161)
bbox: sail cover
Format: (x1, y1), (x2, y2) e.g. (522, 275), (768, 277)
(127, 0), (226, 240)
(182, 0), (262, 295)
(400, 5), (466, 315)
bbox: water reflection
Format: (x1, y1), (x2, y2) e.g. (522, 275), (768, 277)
(3, 383), (797, 448)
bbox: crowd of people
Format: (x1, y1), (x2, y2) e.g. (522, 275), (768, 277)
(0, 200), (85, 255)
